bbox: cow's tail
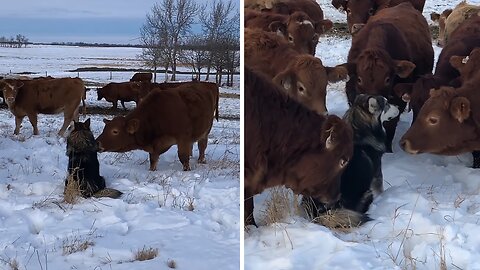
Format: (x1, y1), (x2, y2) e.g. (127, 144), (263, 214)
(215, 89), (219, 121)
(309, 208), (371, 231)
(81, 87), (87, 115)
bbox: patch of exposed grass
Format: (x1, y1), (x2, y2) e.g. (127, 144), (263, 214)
(134, 246), (159, 262)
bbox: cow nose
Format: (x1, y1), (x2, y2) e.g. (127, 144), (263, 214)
(400, 139), (419, 154)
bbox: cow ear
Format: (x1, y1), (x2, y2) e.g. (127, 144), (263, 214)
(126, 119), (140, 134)
(273, 70), (295, 92)
(103, 118), (111, 124)
(393, 83), (414, 102)
(393, 60), (416, 78)
(325, 65), (348, 83)
(449, 55), (466, 73)
(331, 0), (348, 11)
(268, 21), (287, 37)
(430, 12), (440, 21)
(444, 9), (453, 18)
(315, 19), (333, 34)
(450, 97), (471, 123)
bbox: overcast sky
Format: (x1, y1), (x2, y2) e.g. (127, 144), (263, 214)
(0, 0), (235, 44)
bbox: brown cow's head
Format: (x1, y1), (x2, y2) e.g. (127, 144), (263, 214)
(450, 48), (480, 84)
(273, 55), (348, 114)
(353, 49), (416, 98)
(430, 9), (453, 47)
(0, 81), (23, 105)
(331, 0), (377, 34)
(286, 115), (353, 205)
(400, 87), (479, 155)
(97, 117), (139, 153)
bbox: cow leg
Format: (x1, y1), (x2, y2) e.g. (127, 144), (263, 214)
(197, 136), (208, 164)
(14, 116), (24, 135)
(112, 101), (118, 110)
(59, 108), (77, 137)
(472, 151), (480, 168)
(245, 189), (257, 227)
(382, 115), (400, 153)
(178, 140), (193, 171)
(149, 152), (160, 171)
(26, 114), (39, 135)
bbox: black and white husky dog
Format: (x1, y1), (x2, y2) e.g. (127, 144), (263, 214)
(302, 94), (399, 228)
(340, 94), (399, 213)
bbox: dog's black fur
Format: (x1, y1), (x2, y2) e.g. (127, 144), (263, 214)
(340, 94), (399, 213)
(302, 94), (398, 228)
(66, 119), (122, 198)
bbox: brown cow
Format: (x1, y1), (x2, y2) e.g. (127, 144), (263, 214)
(96, 83), (219, 171)
(0, 77), (85, 136)
(399, 75), (480, 168)
(450, 47), (480, 84)
(393, 16), (480, 122)
(245, 28), (347, 114)
(245, 10), (328, 55)
(332, 0), (426, 34)
(130, 72), (152, 82)
(263, 0), (326, 28)
(244, 0), (280, 9)
(345, 2), (434, 152)
(430, 1), (479, 47)
(245, 66), (353, 226)
(97, 82), (146, 109)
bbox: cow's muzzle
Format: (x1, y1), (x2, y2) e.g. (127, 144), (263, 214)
(400, 139), (419, 154)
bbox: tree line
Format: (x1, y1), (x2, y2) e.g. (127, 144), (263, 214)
(140, 0), (240, 86)
(0, 34), (29, 48)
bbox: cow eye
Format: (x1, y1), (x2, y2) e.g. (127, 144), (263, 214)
(346, 8), (351, 14)
(288, 34), (294, 43)
(357, 77), (363, 85)
(428, 117), (439, 125)
(368, 8), (375, 15)
(339, 158), (348, 168)
(112, 129), (119, 135)
(384, 77), (390, 85)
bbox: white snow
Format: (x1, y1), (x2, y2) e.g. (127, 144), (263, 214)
(0, 46), (239, 269)
(246, 1), (480, 269)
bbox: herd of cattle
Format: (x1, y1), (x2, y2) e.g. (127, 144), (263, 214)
(0, 72), (220, 172)
(245, 0), (480, 227)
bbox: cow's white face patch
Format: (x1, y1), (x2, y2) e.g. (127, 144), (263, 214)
(298, 20), (313, 27)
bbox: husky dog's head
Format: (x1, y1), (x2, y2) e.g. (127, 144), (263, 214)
(353, 94), (399, 124)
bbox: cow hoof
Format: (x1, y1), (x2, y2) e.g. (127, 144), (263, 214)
(198, 158), (206, 164)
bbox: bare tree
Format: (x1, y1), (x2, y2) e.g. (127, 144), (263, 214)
(139, 0), (198, 82)
(180, 35), (210, 81)
(200, 0), (239, 82)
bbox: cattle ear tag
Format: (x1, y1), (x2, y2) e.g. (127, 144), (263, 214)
(450, 97), (471, 123)
(127, 119), (140, 134)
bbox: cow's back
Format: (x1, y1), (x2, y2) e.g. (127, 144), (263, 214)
(17, 78), (84, 114)
(444, 2), (480, 45)
(354, 2), (433, 74)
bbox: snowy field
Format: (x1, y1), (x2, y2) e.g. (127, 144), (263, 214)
(245, 1), (480, 270)
(0, 46), (240, 269)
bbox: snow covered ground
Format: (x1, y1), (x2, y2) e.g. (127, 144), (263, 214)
(245, 1), (480, 270)
(0, 46), (240, 269)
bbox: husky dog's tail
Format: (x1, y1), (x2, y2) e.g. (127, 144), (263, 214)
(93, 188), (123, 199)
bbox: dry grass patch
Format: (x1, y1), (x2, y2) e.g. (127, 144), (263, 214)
(63, 173), (82, 204)
(260, 187), (299, 225)
(134, 246), (159, 262)
(62, 237), (94, 255)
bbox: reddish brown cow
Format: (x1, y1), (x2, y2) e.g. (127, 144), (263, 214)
(450, 47), (480, 84)
(266, 0), (325, 26)
(96, 83), (219, 171)
(245, 66), (353, 226)
(345, 2), (434, 151)
(0, 77), (85, 136)
(97, 82), (146, 109)
(400, 75), (480, 168)
(245, 10), (327, 55)
(332, 0), (426, 34)
(130, 72), (152, 82)
(245, 28), (347, 114)
(393, 16), (480, 122)
(430, 2), (479, 47)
